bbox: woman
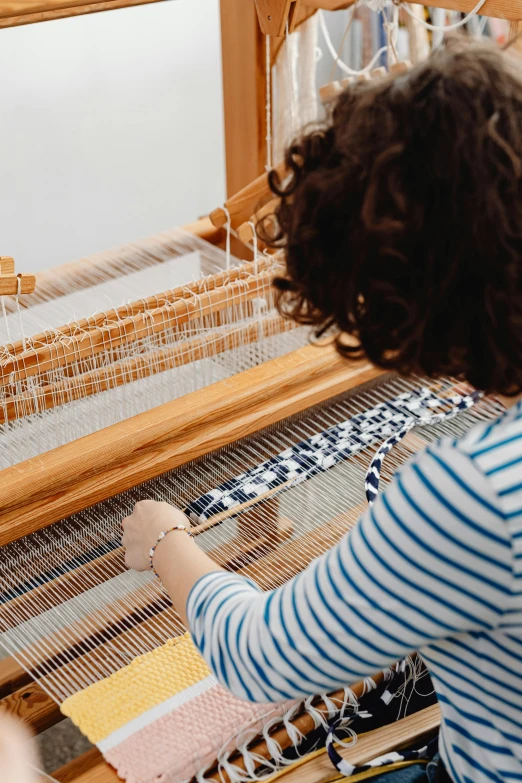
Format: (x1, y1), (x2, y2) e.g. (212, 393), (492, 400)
(123, 38), (522, 783)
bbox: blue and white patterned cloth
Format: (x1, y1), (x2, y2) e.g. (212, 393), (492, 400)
(185, 387), (480, 524)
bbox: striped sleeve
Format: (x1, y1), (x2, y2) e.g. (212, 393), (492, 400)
(186, 440), (514, 703)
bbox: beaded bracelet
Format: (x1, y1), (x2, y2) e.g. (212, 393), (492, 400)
(149, 525), (193, 581)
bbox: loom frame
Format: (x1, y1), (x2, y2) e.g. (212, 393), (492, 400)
(0, 2), (516, 780)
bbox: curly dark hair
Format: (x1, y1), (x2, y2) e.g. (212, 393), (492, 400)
(265, 37), (522, 395)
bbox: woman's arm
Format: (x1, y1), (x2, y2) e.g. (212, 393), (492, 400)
(122, 499), (224, 627)
(122, 440), (512, 702)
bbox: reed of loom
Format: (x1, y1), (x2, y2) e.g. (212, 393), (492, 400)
(0, 3), (519, 783)
(0, 256), (293, 424)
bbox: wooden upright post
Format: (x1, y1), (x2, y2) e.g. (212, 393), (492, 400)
(219, 0), (268, 197)
(509, 19), (522, 50)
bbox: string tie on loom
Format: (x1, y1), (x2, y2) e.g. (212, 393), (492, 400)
(382, 3), (400, 65)
(321, 693), (342, 720)
(282, 704), (305, 747)
(285, 20), (300, 140)
(15, 275), (27, 352)
(1, 295), (11, 344)
(360, 0), (389, 12)
(319, 10), (388, 77)
(265, 34), (273, 171)
(262, 729), (285, 767)
(223, 205), (232, 270)
(401, 0), (487, 31)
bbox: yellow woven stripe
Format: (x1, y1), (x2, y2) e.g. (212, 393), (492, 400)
(61, 633), (210, 743)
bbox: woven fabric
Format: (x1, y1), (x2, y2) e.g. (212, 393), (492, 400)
(105, 681), (287, 783)
(185, 388), (477, 524)
(61, 633), (211, 744)
(61, 632), (295, 782)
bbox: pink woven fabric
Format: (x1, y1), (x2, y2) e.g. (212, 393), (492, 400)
(104, 681), (294, 783)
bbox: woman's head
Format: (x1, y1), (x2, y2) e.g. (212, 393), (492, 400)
(267, 38), (522, 394)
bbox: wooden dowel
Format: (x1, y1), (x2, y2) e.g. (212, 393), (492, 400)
(3, 255), (275, 358)
(210, 163), (286, 230)
(266, 705), (441, 783)
(389, 60), (411, 75)
(207, 676), (388, 783)
(0, 274), (36, 296)
(0, 315), (294, 425)
(319, 80), (342, 105)
(0, 270), (279, 384)
(52, 746), (119, 783)
(237, 197), (280, 245)
(0, 257), (15, 275)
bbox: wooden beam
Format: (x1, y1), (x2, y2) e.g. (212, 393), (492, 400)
(0, 656), (32, 698)
(0, 274), (35, 296)
(0, 680), (63, 734)
(0, 345), (382, 544)
(0, 257), (15, 275)
(219, 0), (267, 197)
(509, 19), (522, 47)
(210, 163), (285, 230)
(254, 0), (301, 35)
(277, 705), (441, 783)
(0, 0), (167, 27)
(53, 748), (119, 783)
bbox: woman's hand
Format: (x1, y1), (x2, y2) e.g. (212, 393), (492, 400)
(0, 713), (39, 783)
(122, 499), (223, 627)
(122, 500), (189, 571)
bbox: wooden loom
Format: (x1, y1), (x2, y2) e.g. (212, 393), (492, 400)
(0, 2), (517, 783)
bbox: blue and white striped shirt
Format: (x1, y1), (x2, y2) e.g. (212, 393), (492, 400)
(187, 401), (522, 783)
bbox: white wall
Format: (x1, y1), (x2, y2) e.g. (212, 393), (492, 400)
(0, 0), (225, 273)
